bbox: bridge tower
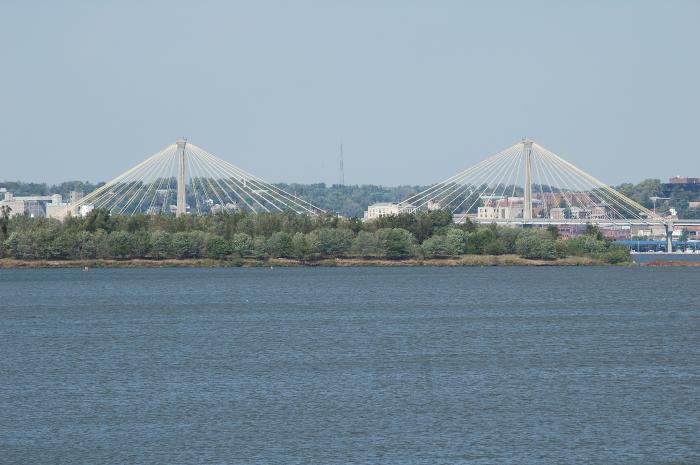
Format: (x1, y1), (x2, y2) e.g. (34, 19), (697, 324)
(665, 221), (674, 252)
(176, 137), (187, 217)
(522, 138), (533, 221)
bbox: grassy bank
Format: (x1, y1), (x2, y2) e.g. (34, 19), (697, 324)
(0, 254), (612, 269)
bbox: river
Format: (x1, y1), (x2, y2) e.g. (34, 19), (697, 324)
(1, 267), (699, 464)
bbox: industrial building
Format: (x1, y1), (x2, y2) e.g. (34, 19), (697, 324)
(0, 188), (84, 218)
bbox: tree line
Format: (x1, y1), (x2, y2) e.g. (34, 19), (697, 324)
(0, 207), (630, 263)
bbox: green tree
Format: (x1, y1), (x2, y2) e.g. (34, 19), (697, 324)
(445, 228), (467, 255)
(351, 231), (382, 258)
(266, 231), (292, 258)
(515, 231), (557, 260)
(308, 228), (353, 258)
(0, 205), (10, 241)
(231, 233), (253, 257)
(205, 235), (232, 259)
(584, 223), (605, 240)
(170, 231), (206, 259)
(483, 238), (506, 255)
(291, 232), (312, 259)
(83, 209), (115, 233)
(421, 235), (449, 258)
(150, 231), (173, 259)
(131, 230), (152, 258)
(377, 228), (416, 259)
(108, 231), (136, 259)
(546, 225), (560, 240)
(252, 236), (269, 259)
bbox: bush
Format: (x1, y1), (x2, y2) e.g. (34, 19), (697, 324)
(108, 231), (136, 259)
(377, 228), (416, 259)
(421, 235), (449, 258)
(252, 236), (269, 259)
(483, 238), (506, 255)
(600, 245), (632, 264)
(5, 229), (62, 260)
(464, 228), (496, 254)
(445, 228), (467, 255)
(308, 228), (353, 258)
(205, 235), (232, 259)
(170, 231), (206, 259)
(150, 231), (172, 259)
(515, 231), (557, 260)
(266, 231), (292, 258)
(231, 233), (253, 257)
(291, 232), (312, 259)
(351, 231), (382, 258)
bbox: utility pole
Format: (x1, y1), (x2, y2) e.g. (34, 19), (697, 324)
(650, 196), (670, 216)
(176, 137), (187, 217)
(523, 138), (533, 221)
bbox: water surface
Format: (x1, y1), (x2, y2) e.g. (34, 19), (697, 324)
(1, 267), (699, 464)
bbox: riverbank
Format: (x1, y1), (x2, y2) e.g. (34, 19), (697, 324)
(0, 255), (618, 268)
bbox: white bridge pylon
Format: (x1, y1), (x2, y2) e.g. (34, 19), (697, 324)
(399, 139), (663, 225)
(64, 139), (325, 217)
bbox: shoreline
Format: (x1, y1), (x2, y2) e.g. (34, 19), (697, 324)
(0, 255), (624, 268)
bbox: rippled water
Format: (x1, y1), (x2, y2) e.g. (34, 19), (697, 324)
(1, 267), (699, 464)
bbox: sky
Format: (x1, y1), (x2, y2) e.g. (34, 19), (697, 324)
(1, 1), (698, 186)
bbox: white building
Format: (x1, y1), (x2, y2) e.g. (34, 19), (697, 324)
(363, 202), (416, 221)
(79, 204), (95, 217)
(477, 197), (525, 220)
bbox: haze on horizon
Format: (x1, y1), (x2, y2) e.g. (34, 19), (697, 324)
(1, 1), (698, 187)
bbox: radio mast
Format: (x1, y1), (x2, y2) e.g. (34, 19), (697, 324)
(339, 143), (345, 186)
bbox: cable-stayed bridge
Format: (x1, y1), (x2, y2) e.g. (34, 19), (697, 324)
(62, 138), (325, 218)
(56, 137), (699, 248)
(399, 138), (699, 231)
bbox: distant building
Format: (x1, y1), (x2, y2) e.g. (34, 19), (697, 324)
(0, 188), (66, 218)
(363, 202), (416, 221)
(669, 176), (700, 185)
(600, 226), (631, 240)
(549, 207), (565, 220)
(569, 206), (590, 220)
(477, 197), (524, 220)
(79, 204), (95, 217)
(69, 191), (84, 204)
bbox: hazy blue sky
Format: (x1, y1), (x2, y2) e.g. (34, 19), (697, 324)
(1, 1), (698, 186)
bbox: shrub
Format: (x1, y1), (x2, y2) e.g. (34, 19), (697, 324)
(515, 231), (557, 260)
(205, 235), (232, 259)
(421, 235), (449, 258)
(291, 232), (312, 259)
(108, 231), (136, 259)
(170, 231), (206, 259)
(266, 231), (292, 258)
(351, 231), (382, 258)
(231, 233), (253, 257)
(308, 228), (353, 258)
(150, 231), (172, 259)
(483, 238), (506, 255)
(377, 228), (416, 259)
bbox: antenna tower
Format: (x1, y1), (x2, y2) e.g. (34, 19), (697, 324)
(339, 143), (345, 186)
